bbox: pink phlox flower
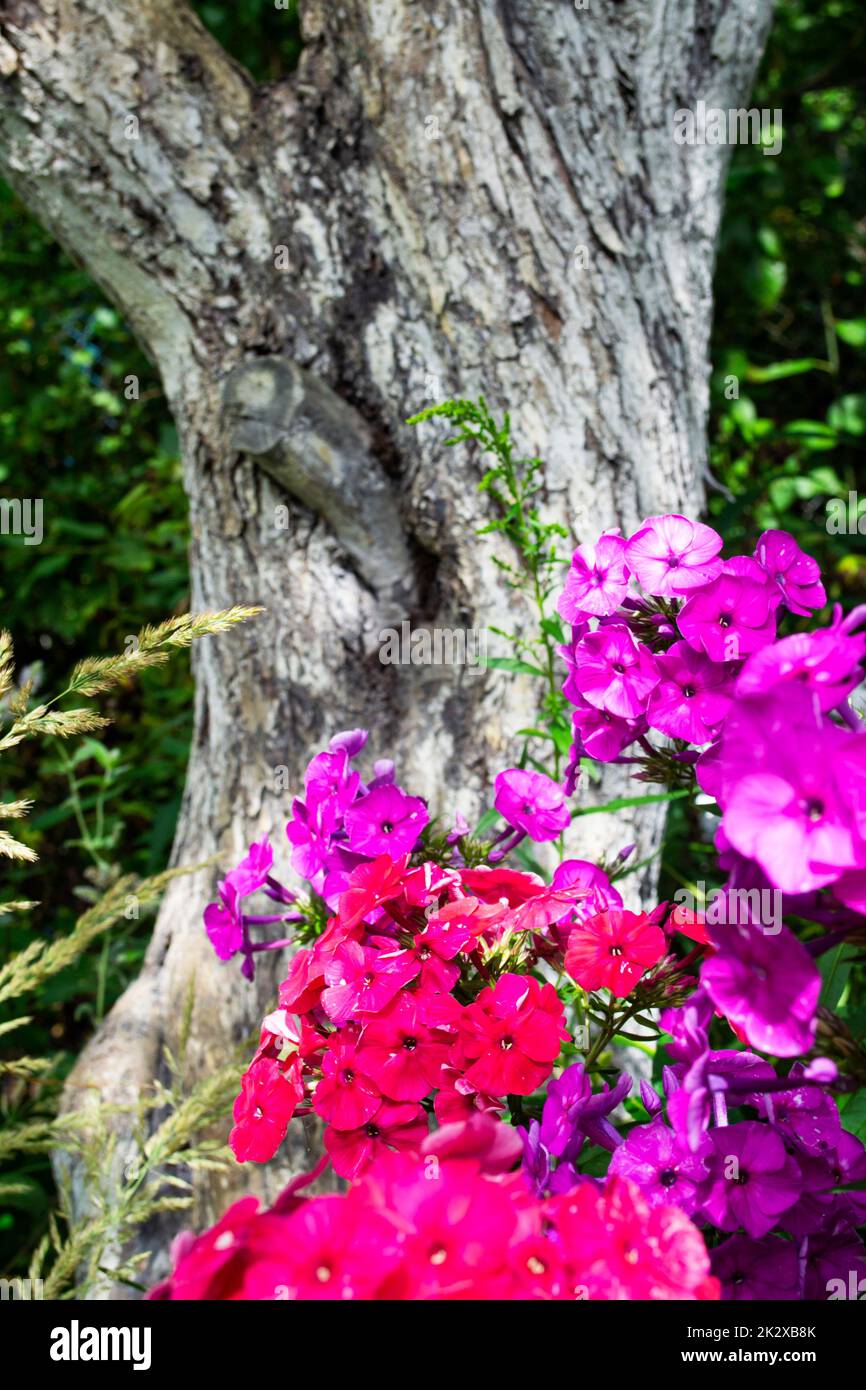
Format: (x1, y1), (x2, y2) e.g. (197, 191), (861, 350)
(754, 529), (826, 616)
(343, 783), (429, 857)
(324, 1099), (428, 1180)
(647, 640), (736, 743)
(625, 514), (723, 596)
(677, 562), (776, 662)
(557, 531), (630, 620)
(493, 767), (570, 842)
(321, 937), (419, 1025)
(573, 625), (660, 719)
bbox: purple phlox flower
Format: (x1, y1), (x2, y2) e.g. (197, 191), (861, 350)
(573, 624), (660, 719)
(754, 529), (826, 616)
(677, 560), (776, 663)
(646, 640), (736, 744)
(563, 739), (581, 796)
(327, 728), (368, 758)
(285, 788), (340, 889)
(698, 1120), (803, 1238)
(782, 1152), (855, 1238)
(701, 918), (820, 1057)
(519, 1119), (551, 1196)
(343, 782), (429, 857)
(608, 1115), (710, 1215)
(713, 688), (866, 893)
(830, 1131), (866, 1228)
(519, 1120), (584, 1197)
(625, 514), (723, 597)
(367, 758), (396, 789)
(569, 696), (641, 762)
(493, 767), (570, 842)
(711, 1234), (801, 1300)
(668, 1049), (775, 1153)
(203, 837), (274, 963)
(203, 840), (299, 980)
(538, 1061), (632, 1162)
(753, 1066), (842, 1159)
(659, 986), (714, 1063)
(735, 616), (866, 713)
(446, 809), (470, 845)
(303, 746), (361, 814)
(804, 1223), (866, 1300)
(639, 1079), (664, 1118)
(558, 531), (629, 620)
(774, 1124), (866, 1237)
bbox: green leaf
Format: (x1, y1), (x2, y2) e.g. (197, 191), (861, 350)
(839, 1090), (866, 1144)
(827, 393), (866, 437)
(473, 808), (500, 838)
(572, 790), (690, 818)
(836, 318), (866, 348)
(486, 657), (546, 677)
(781, 420), (838, 451)
(819, 943), (853, 1012)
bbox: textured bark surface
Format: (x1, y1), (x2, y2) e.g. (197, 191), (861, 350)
(0, 0), (774, 1288)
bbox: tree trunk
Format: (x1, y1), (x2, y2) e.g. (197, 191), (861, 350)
(0, 0), (774, 1287)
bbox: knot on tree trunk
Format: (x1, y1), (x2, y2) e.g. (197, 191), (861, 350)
(223, 357), (419, 618)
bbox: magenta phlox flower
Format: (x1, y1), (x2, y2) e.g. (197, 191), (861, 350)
(701, 917), (820, 1057)
(735, 610), (866, 712)
(570, 696), (642, 761)
(647, 640), (735, 743)
(343, 783), (429, 857)
(573, 624), (659, 719)
(558, 531), (630, 620)
(677, 561), (776, 662)
(713, 689), (866, 893)
(494, 768), (570, 842)
(625, 515), (723, 596)
(754, 530), (826, 616)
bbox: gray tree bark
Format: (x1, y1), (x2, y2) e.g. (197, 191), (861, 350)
(0, 0), (774, 1287)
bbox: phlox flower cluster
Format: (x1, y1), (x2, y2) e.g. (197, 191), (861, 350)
(178, 515), (866, 1302)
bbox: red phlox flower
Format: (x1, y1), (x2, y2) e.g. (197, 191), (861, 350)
(668, 904), (710, 945)
(338, 853), (410, 929)
(565, 908), (666, 998)
(229, 1054), (304, 1164)
(460, 865), (546, 907)
(356, 992), (452, 1101)
(313, 1036), (381, 1130)
(324, 1099), (428, 1179)
(451, 972), (568, 1096)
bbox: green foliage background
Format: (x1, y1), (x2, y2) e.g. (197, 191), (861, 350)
(0, 0), (862, 1274)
